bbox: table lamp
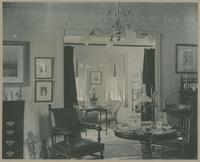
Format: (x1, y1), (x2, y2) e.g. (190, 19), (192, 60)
(137, 84), (153, 121)
(137, 84), (152, 103)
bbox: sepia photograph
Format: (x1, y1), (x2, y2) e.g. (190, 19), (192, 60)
(1, 0), (198, 160)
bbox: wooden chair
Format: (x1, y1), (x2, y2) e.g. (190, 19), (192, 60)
(100, 100), (121, 126)
(152, 104), (192, 159)
(48, 104), (104, 159)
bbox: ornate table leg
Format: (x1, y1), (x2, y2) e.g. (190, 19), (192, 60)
(85, 111), (88, 136)
(140, 140), (153, 159)
(99, 111), (102, 124)
(105, 110), (108, 135)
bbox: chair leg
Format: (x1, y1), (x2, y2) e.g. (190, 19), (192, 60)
(162, 146), (165, 159)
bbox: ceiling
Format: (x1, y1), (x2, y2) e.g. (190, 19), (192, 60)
(3, 2), (197, 16)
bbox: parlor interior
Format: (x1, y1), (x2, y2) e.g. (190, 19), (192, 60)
(2, 1), (198, 160)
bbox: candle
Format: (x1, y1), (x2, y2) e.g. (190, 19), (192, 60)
(150, 86), (153, 98)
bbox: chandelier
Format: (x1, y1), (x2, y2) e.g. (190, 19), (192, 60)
(107, 2), (129, 41)
(88, 2), (149, 42)
(89, 2), (131, 42)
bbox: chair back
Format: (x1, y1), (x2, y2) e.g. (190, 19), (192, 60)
(48, 105), (81, 130)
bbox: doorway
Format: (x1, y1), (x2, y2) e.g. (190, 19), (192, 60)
(63, 36), (160, 122)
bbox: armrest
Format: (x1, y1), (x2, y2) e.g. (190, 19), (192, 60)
(50, 127), (72, 148)
(80, 122), (102, 143)
(51, 128), (73, 141)
(51, 127), (66, 135)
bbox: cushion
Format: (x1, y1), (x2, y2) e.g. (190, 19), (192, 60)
(54, 139), (104, 157)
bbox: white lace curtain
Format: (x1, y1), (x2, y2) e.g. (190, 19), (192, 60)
(74, 57), (89, 104)
(74, 46), (144, 109)
(104, 53), (128, 107)
(74, 51), (128, 107)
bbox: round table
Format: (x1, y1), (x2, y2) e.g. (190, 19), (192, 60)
(113, 124), (180, 159)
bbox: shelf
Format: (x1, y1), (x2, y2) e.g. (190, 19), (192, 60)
(179, 89), (197, 94)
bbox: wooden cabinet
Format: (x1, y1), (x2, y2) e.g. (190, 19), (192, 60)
(179, 89), (197, 104)
(2, 101), (24, 159)
(179, 75), (197, 104)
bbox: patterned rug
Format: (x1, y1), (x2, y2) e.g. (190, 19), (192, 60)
(82, 128), (142, 159)
(81, 127), (181, 160)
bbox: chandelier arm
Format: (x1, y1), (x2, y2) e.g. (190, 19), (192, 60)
(117, 2), (119, 22)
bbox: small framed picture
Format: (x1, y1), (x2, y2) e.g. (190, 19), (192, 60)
(35, 57), (53, 79)
(35, 80), (53, 102)
(176, 44), (197, 73)
(90, 71), (102, 84)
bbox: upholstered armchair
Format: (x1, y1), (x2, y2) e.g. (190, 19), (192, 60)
(48, 104), (104, 159)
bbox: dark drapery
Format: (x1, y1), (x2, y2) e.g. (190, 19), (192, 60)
(64, 46), (78, 108)
(142, 48), (155, 121)
(186, 97), (197, 158)
(143, 48), (155, 96)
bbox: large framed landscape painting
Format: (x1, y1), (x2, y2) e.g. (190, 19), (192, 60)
(3, 41), (29, 84)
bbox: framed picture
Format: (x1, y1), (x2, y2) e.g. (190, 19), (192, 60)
(35, 57), (53, 79)
(3, 41), (29, 83)
(35, 81), (53, 102)
(176, 44), (197, 73)
(90, 71), (102, 84)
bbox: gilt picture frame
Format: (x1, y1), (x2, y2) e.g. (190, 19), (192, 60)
(176, 44), (197, 73)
